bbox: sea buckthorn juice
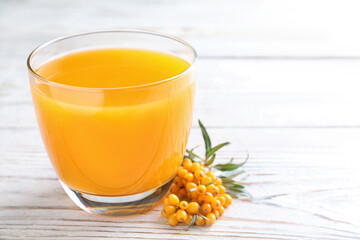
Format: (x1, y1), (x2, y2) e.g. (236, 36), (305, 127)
(28, 31), (197, 215)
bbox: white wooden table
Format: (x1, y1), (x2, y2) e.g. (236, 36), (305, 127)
(1, 0), (360, 239)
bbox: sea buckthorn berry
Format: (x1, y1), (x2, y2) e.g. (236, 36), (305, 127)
(168, 194), (180, 206)
(183, 159), (193, 171)
(170, 184), (180, 194)
(186, 202), (200, 214)
(187, 191), (198, 201)
(222, 193), (232, 207)
(186, 182), (197, 191)
(205, 213), (216, 225)
(201, 176), (212, 185)
(206, 171), (216, 181)
(194, 169), (205, 180)
(184, 214), (194, 225)
(177, 188), (187, 200)
(217, 196), (226, 206)
(218, 206), (225, 216)
(191, 162), (201, 173)
(201, 203), (212, 215)
(177, 168), (188, 178)
(173, 176), (182, 186)
(176, 209), (187, 222)
(197, 185), (206, 195)
(218, 185), (226, 194)
(195, 215), (205, 226)
(168, 213), (179, 226)
(163, 205), (176, 215)
(213, 209), (220, 219)
(179, 201), (188, 210)
(161, 208), (169, 218)
(163, 197), (170, 206)
(200, 162), (205, 167)
(198, 194), (205, 204)
(214, 177), (222, 186)
(184, 173), (194, 182)
(213, 186), (219, 195)
(206, 184), (216, 194)
(211, 198), (221, 210)
(204, 192), (214, 203)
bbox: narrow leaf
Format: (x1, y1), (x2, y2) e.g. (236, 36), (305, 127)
(187, 188), (197, 193)
(205, 153), (216, 166)
(204, 182), (215, 187)
(205, 142), (230, 160)
(186, 214), (197, 231)
(198, 120), (211, 154)
(214, 162), (245, 171)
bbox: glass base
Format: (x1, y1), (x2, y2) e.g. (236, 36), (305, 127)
(60, 178), (173, 216)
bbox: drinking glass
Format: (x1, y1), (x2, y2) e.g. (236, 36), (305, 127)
(27, 30), (197, 215)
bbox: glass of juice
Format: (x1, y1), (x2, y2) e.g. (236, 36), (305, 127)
(27, 30), (197, 215)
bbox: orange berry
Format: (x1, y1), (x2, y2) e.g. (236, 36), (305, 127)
(184, 214), (194, 225)
(191, 162), (201, 173)
(222, 193), (232, 207)
(218, 206), (225, 216)
(206, 171), (216, 181)
(198, 194), (205, 204)
(179, 201), (188, 210)
(177, 188), (187, 200)
(213, 186), (219, 195)
(214, 177), (222, 186)
(217, 196), (226, 206)
(213, 209), (220, 219)
(196, 185), (206, 195)
(177, 168), (188, 178)
(205, 213), (216, 225)
(218, 185), (226, 194)
(195, 215), (205, 226)
(176, 209), (187, 222)
(194, 169), (205, 180)
(161, 208), (169, 218)
(204, 192), (214, 203)
(186, 202), (200, 214)
(211, 198), (221, 210)
(187, 191), (198, 201)
(183, 159), (193, 171)
(185, 182), (197, 191)
(184, 173), (194, 182)
(173, 176), (183, 186)
(170, 184), (180, 194)
(201, 203), (212, 215)
(163, 205), (176, 215)
(168, 213), (178, 226)
(201, 176), (212, 185)
(168, 194), (179, 206)
(163, 197), (170, 206)
(206, 184), (216, 194)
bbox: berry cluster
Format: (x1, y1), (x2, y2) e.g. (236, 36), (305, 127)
(161, 159), (232, 227)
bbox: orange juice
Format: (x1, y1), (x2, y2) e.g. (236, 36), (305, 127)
(30, 49), (195, 196)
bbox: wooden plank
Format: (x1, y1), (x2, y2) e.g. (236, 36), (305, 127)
(2, 0), (360, 58)
(2, 59), (360, 128)
(0, 127), (359, 239)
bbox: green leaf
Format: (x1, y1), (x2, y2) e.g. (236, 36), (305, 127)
(219, 169), (245, 179)
(186, 214), (197, 231)
(214, 161), (245, 171)
(185, 149), (204, 162)
(198, 120), (211, 154)
(205, 153), (216, 166)
(205, 142), (230, 160)
(204, 182), (215, 187)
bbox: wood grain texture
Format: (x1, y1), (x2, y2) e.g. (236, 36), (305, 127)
(1, 0), (360, 239)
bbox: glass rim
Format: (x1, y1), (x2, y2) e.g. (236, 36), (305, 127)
(27, 29), (198, 91)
